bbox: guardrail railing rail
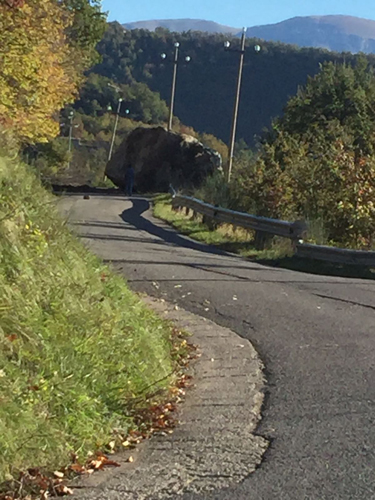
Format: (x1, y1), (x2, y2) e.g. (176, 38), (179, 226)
(171, 193), (375, 266)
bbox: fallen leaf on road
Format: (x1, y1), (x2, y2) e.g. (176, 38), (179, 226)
(69, 464), (86, 474)
(55, 484), (73, 496)
(87, 453), (120, 470)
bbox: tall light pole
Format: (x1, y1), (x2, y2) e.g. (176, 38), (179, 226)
(108, 97), (123, 162)
(161, 43), (191, 132)
(68, 110), (74, 168)
(225, 29), (261, 182)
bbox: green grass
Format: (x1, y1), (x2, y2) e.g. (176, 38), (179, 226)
(153, 194), (375, 280)
(0, 158), (176, 483)
(153, 194), (293, 260)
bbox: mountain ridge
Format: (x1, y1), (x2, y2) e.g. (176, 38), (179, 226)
(123, 19), (240, 35)
(122, 15), (375, 53)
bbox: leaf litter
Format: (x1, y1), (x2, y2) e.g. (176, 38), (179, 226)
(0, 329), (198, 500)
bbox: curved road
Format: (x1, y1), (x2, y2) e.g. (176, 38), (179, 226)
(59, 194), (375, 500)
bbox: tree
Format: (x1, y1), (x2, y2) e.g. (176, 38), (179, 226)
(59, 0), (107, 68)
(0, 0), (106, 144)
(232, 60), (375, 248)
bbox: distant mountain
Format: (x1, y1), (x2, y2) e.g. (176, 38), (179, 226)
(123, 15), (375, 54)
(123, 19), (239, 35)
(246, 15), (375, 53)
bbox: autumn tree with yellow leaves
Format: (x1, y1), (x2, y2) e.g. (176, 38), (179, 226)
(0, 0), (106, 144)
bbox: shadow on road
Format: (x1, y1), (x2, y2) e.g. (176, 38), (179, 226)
(119, 198), (233, 258)
(117, 198), (375, 282)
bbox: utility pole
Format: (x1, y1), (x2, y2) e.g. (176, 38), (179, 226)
(68, 111), (74, 168)
(227, 28), (246, 183)
(169, 42), (179, 131)
(108, 97), (123, 162)
(225, 29), (261, 183)
(161, 43), (191, 132)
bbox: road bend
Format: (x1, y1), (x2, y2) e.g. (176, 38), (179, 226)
(59, 194), (375, 500)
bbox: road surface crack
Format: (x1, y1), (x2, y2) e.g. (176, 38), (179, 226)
(313, 293), (375, 311)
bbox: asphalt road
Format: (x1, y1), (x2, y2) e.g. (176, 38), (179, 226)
(59, 194), (375, 500)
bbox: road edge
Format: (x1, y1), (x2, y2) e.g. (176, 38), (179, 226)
(72, 297), (268, 499)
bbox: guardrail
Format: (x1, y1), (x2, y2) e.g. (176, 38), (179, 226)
(295, 243), (375, 266)
(171, 194), (307, 249)
(171, 194), (375, 266)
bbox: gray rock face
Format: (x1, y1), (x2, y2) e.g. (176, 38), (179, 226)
(105, 126), (222, 192)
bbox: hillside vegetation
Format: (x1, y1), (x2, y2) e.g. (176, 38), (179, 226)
(92, 23), (375, 145)
(0, 156), (175, 482)
(31, 20), (375, 185)
(197, 58), (375, 249)
(0, 0), (106, 144)
(0, 0), (179, 487)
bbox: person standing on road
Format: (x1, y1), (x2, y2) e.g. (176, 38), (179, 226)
(125, 165), (134, 197)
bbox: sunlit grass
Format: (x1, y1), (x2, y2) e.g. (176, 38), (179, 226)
(153, 194), (293, 259)
(0, 159), (175, 482)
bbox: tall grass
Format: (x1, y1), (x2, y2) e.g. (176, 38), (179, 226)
(0, 158), (174, 482)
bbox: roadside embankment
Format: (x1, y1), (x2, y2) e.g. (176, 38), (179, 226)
(0, 158), (178, 484)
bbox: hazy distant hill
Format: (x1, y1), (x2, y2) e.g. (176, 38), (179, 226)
(247, 15), (375, 53)
(123, 19), (239, 35)
(123, 15), (375, 54)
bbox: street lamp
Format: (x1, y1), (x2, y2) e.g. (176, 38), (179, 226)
(161, 42), (191, 131)
(108, 97), (123, 162)
(68, 111), (74, 168)
(68, 111), (74, 154)
(225, 29), (261, 182)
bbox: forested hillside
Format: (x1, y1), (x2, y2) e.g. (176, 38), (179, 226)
(92, 22), (375, 145)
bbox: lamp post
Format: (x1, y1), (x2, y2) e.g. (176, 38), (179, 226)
(68, 111), (74, 168)
(225, 29), (261, 182)
(108, 97), (123, 162)
(161, 43), (191, 131)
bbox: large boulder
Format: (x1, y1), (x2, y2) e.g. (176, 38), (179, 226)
(105, 126), (222, 192)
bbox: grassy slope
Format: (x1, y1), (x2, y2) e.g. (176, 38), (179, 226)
(0, 158), (175, 482)
(153, 195), (375, 280)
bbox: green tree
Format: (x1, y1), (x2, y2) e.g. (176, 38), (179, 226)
(232, 60), (375, 248)
(60, 0), (107, 67)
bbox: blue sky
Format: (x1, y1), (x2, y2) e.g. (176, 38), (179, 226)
(102, 0), (375, 27)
